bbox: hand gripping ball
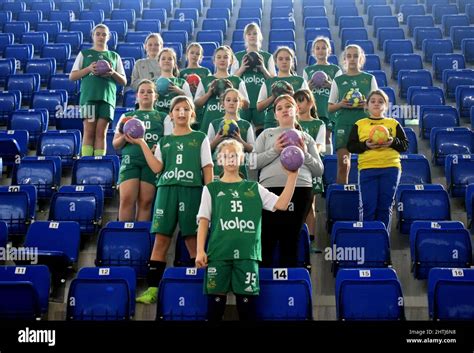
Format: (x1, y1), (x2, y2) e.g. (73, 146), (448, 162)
(123, 118), (146, 139)
(369, 125), (390, 145)
(280, 145), (304, 171)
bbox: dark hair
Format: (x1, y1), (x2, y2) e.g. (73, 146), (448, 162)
(293, 89), (318, 120)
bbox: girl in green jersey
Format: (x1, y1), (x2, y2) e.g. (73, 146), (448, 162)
(196, 139), (298, 321)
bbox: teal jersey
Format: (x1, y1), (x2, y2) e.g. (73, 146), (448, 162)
(79, 49), (122, 107)
(157, 131), (208, 187)
(235, 50), (273, 108)
(304, 63), (341, 119)
(180, 67), (211, 80)
(154, 77), (187, 114)
(206, 180), (264, 260)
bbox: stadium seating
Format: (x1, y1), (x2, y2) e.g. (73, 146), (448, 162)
(0, 185), (36, 237)
(445, 154), (474, 197)
(403, 127), (419, 154)
(428, 268), (474, 320)
(335, 268), (405, 320)
(430, 127), (473, 165)
(419, 105), (459, 139)
(443, 69), (474, 98)
(422, 39), (453, 63)
(433, 54), (466, 81)
(13, 156), (61, 199)
(322, 155), (358, 189)
(398, 69), (433, 98)
(455, 85), (474, 118)
(383, 39), (413, 64)
(31, 90), (68, 126)
(72, 156), (120, 198)
(37, 130), (81, 167)
(406, 86), (445, 106)
(9, 109), (48, 146)
(326, 184), (360, 232)
(410, 221), (471, 279)
(399, 154), (432, 184)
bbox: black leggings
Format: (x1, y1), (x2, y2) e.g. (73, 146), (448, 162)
(261, 187), (313, 268)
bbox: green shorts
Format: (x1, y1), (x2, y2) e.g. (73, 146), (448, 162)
(334, 122), (355, 150)
(119, 154), (157, 185)
(241, 107), (265, 127)
(205, 259), (260, 295)
(81, 100), (114, 121)
(319, 116), (334, 131)
(151, 185), (202, 236)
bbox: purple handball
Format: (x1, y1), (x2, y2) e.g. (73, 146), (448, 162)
(123, 118), (146, 139)
(280, 146), (304, 171)
(281, 129), (302, 147)
(96, 59), (111, 75)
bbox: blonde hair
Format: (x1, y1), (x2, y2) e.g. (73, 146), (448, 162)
(244, 23), (263, 50)
(158, 47), (180, 77)
(341, 44), (366, 72)
(144, 33), (163, 49)
(186, 42), (204, 62)
(312, 36), (332, 56)
(216, 139), (244, 156)
(91, 24), (110, 44)
(273, 46), (297, 75)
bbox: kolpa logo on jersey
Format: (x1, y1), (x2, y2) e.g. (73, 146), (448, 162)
(244, 75), (264, 85)
(156, 100), (171, 109)
(208, 101), (224, 112)
(312, 87), (330, 96)
(162, 168), (194, 181)
(220, 217), (255, 233)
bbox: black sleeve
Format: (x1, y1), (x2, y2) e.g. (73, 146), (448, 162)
(346, 124), (369, 153)
(390, 124), (409, 153)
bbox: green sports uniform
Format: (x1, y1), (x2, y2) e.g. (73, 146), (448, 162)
(198, 75), (244, 134)
(152, 131), (211, 236)
(78, 49), (123, 121)
(332, 72), (376, 150)
(234, 50), (273, 126)
(201, 180), (277, 295)
(262, 76), (306, 130)
(154, 76), (187, 115)
(118, 110), (166, 185)
(180, 67), (211, 130)
(304, 63), (341, 130)
(209, 118), (253, 179)
(299, 119), (325, 193)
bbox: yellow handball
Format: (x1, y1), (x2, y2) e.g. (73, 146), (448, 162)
(369, 125), (390, 145)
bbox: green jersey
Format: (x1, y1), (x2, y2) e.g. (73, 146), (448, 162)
(298, 119), (324, 142)
(263, 76), (306, 128)
(79, 49), (122, 107)
(120, 110), (166, 158)
(157, 131), (210, 187)
(304, 63), (341, 119)
(154, 77), (187, 114)
(199, 75), (244, 133)
(204, 180), (277, 261)
(333, 72), (375, 125)
(180, 67), (211, 80)
(234, 50), (273, 108)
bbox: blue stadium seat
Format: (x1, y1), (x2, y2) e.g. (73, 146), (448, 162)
(239, 7), (262, 19)
(162, 30), (189, 48)
(0, 90), (20, 125)
(80, 10), (105, 25)
(0, 10), (12, 27)
(322, 155), (358, 189)
(271, 6), (293, 19)
(23, 221), (80, 282)
(235, 17), (261, 29)
(200, 56), (215, 73)
(326, 184), (360, 232)
(37, 21), (62, 43)
(123, 89), (136, 108)
(403, 127), (418, 154)
(471, 106), (474, 129)
(400, 4), (425, 23)
(3, 21), (29, 43)
(196, 30), (223, 46)
(269, 40), (296, 54)
(0, 33), (14, 56)
(0, 185), (36, 237)
(0, 221), (6, 249)
(335, 6), (358, 23)
(390, 53), (422, 79)
(49, 74), (81, 105)
(431, 127), (473, 165)
(0, 58), (14, 88)
(433, 4), (459, 25)
(271, 17), (296, 30)
(72, 156), (119, 198)
(407, 86), (445, 106)
(414, 27), (442, 50)
(157, 267), (207, 321)
(433, 54), (466, 81)
(57, 0), (83, 16)
(256, 268), (313, 320)
(149, 0), (172, 16)
(2, 2), (25, 20)
(0, 265), (50, 319)
(168, 18), (195, 37)
(377, 27), (405, 51)
(77, 266), (137, 316)
(120, 0), (143, 18)
(67, 277), (131, 320)
(32, 90), (68, 126)
(443, 68), (474, 98)
(344, 39), (374, 54)
(116, 43), (145, 61)
(419, 105), (459, 139)
(4, 44), (33, 70)
(450, 26), (474, 49)
(47, 13), (70, 31)
(31, 2), (53, 20)
(330, 221), (390, 275)
(41, 43), (71, 69)
(49, 185), (104, 235)
(270, 29), (296, 43)
(103, 20), (128, 41)
(68, 20), (94, 43)
(303, 6), (326, 18)
(335, 268), (405, 320)
(163, 42), (183, 61)
(200, 42), (218, 57)
(304, 16), (330, 28)
(407, 16), (435, 38)
(180, 0), (203, 15)
(21, 32), (48, 55)
(135, 19), (161, 33)
(232, 29), (244, 42)
(400, 154), (432, 184)
(455, 85), (474, 118)
(17, 10), (42, 31)
(462, 38), (474, 63)
(210, 0), (233, 12)
(56, 32), (83, 56)
(397, 69), (432, 98)
(367, 69), (387, 86)
(422, 39), (453, 63)
(0, 129), (28, 167)
(428, 268), (474, 320)
(363, 54), (381, 70)
(96, 221), (153, 278)
(12, 156), (60, 199)
(394, 0), (418, 12)
(367, 5), (392, 25)
(442, 14), (469, 36)
(380, 86), (396, 104)
(202, 19), (228, 39)
(7, 74), (40, 107)
(383, 39), (413, 64)
(365, 0), (389, 13)
(426, 0), (449, 12)
(411, 221), (471, 279)
(466, 184), (474, 231)
(111, 9), (136, 29)
(37, 130), (81, 167)
(25, 58), (56, 85)
(340, 28), (368, 49)
(396, 184), (450, 234)
(125, 33), (150, 47)
(445, 154), (474, 197)
(9, 109), (48, 147)
(373, 15), (399, 36)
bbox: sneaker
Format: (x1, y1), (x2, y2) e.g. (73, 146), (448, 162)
(136, 287), (158, 304)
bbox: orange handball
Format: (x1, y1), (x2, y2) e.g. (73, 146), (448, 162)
(369, 125), (390, 145)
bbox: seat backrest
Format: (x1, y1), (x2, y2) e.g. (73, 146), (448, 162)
(406, 86), (445, 106)
(420, 105), (459, 139)
(326, 184), (360, 232)
(445, 154), (474, 197)
(400, 154), (432, 184)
